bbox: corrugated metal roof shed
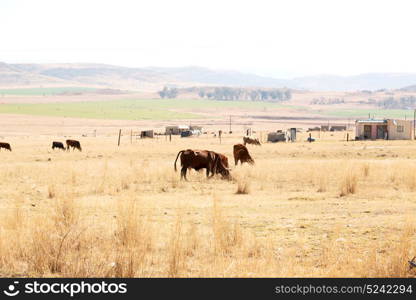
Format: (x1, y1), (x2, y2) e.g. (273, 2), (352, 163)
(356, 119), (387, 123)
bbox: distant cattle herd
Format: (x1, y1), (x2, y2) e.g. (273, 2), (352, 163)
(2, 137), (258, 180)
(0, 139), (82, 152)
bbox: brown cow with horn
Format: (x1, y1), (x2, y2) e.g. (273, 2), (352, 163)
(174, 149), (230, 180)
(233, 144), (254, 165)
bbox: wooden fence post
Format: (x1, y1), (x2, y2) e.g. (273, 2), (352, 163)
(118, 129), (122, 146)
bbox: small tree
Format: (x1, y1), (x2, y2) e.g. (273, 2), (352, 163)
(159, 86), (178, 99)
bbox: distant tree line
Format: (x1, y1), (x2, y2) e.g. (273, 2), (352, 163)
(200, 87), (291, 101)
(377, 96), (416, 109)
(310, 97), (345, 105)
(359, 89), (392, 94)
(157, 86), (292, 101)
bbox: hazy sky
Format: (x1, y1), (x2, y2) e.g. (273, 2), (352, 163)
(1, 0), (415, 78)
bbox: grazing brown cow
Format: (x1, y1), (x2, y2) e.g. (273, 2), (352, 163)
(233, 144), (254, 165)
(52, 141), (65, 150)
(66, 139), (82, 151)
(214, 152), (229, 168)
(243, 136), (261, 146)
(0, 142), (11, 151)
(211, 152), (230, 178)
(174, 149), (230, 180)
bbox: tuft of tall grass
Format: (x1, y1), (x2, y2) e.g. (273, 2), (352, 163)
(316, 174), (328, 193)
(168, 214), (184, 277)
(236, 180), (251, 194)
(339, 172), (358, 197)
(212, 197), (242, 256)
(362, 163), (370, 177)
(404, 172), (416, 191)
(113, 197), (152, 277)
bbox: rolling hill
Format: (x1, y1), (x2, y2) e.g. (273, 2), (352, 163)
(2, 63), (286, 90)
(0, 62), (68, 87)
(2, 62), (416, 91)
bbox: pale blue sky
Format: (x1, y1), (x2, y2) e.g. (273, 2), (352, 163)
(1, 0), (415, 78)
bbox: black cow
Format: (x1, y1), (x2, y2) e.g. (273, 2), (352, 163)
(52, 141), (65, 150)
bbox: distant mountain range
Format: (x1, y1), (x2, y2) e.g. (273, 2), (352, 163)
(1, 62), (416, 91)
(291, 73), (416, 91)
(399, 84), (416, 92)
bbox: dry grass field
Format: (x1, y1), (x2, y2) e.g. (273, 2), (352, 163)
(0, 129), (415, 278)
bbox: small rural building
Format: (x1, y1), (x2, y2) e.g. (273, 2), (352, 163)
(355, 118), (414, 140)
(165, 125), (189, 135)
(140, 130), (154, 138)
(267, 131), (286, 142)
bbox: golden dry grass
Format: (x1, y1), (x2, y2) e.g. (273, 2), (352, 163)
(0, 132), (415, 277)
